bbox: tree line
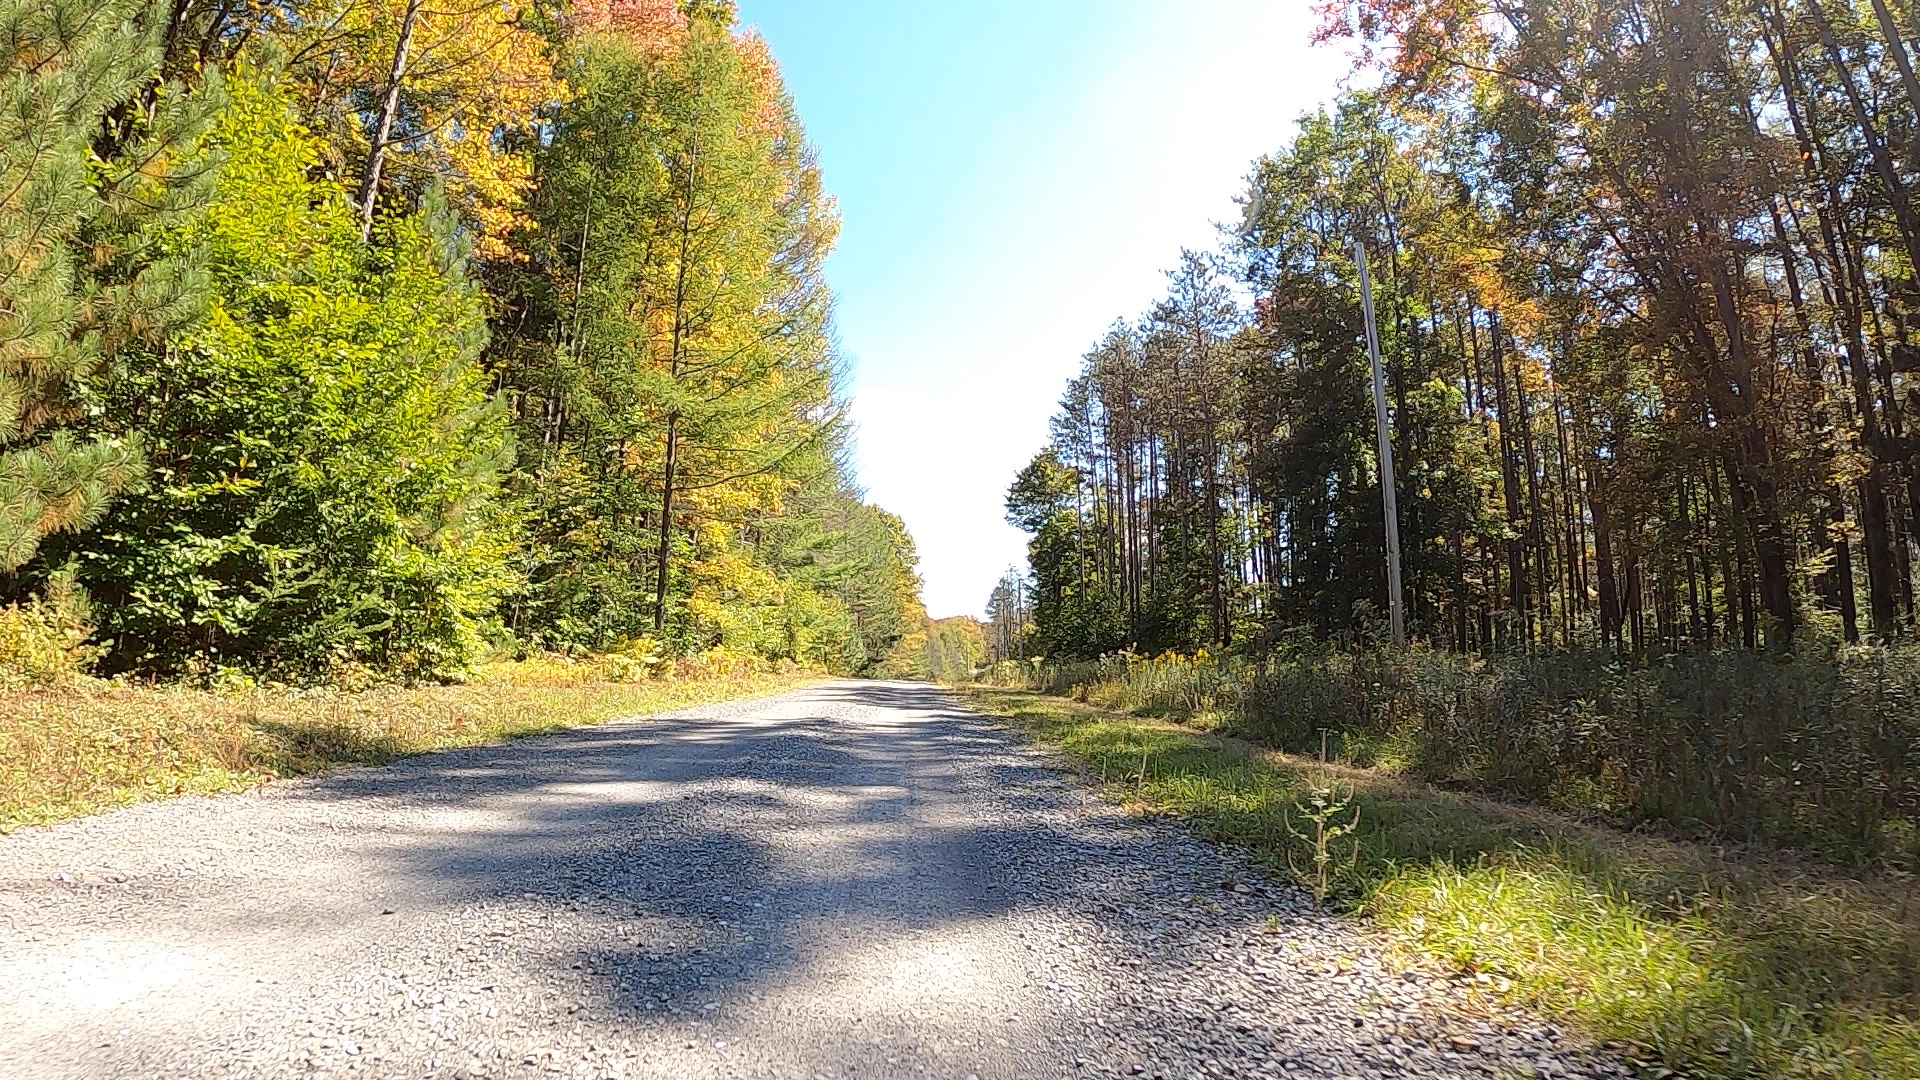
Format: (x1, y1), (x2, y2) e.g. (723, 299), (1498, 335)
(1007, 0), (1920, 659)
(4, 0), (927, 680)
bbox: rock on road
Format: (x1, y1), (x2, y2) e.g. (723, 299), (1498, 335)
(0, 682), (1626, 1080)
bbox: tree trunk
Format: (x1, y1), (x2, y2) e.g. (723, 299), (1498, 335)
(1487, 313), (1529, 642)
(1761, 0), (1901, 637)
(357, 0), (424, 240)
(654, 139), (699, 635)
(1590, 472), (1620, 647)
(1870, 0), (1920, 126)
(652, 411), (679, 634)
(1807, 0), (1920, 276)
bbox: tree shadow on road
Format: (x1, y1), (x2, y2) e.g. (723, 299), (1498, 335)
(238, 680), (1305, 1075)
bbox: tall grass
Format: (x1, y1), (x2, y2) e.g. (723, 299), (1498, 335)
(0, 653), (818, 830)
(984, 644), (1920, 868)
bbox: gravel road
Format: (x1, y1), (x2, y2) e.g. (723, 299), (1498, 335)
(0, 681), (1628, 1080)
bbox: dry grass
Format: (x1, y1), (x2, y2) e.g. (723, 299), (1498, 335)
(0, 656), (819, 830)
(968, 687), (1920, 1080)
(992, 646), (1920, 869)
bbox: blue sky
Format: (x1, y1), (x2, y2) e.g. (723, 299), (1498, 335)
(734, 1), (1349, 618)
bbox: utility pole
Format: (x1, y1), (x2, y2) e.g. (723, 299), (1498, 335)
(1353, 240), (1407, 646)
(1240, 196), (1405, 645)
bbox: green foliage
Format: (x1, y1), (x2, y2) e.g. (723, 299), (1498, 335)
(496, 18), (850, 658)
(1283, 774), (1361, 909)
(39, 75), (513, 680)
(748, 476), (926, 673)
(1004, 448), (1077, 533)
(0, 0), (921, 684)
(916, 615), (987, 681)
(1006, 448), (1126, 658)
(0, 0), (217, 570)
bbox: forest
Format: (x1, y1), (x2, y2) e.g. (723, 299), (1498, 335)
(1, 0), (938, 682)
(1007, 0), (1920, 657)
(997, 0), (1920, 864)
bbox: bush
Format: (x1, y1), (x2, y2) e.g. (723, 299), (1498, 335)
(0, 575), (99, 688)
(39, 73), (514, 682)
(1005, 645), (1920, 868)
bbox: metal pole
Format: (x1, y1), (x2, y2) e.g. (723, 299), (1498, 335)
(1354, 240), (1406, 646)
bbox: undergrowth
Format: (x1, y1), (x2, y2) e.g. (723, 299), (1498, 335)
(968, 687), (1920, 1080)
(985, 645), (1920, 870)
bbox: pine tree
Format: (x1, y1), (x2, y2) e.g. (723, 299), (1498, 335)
(0, 0), (212, 570)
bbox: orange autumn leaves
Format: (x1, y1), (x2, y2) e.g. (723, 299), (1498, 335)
(300, 0), (787, 262)
(572, 0), (685, 49)
(571, 0), (783, 134)
(1311, 0), (1495, 92)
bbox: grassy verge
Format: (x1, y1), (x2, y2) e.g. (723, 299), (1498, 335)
(991, 647), (1920, 868)
(1, 658), (819, 830)
(965, 687), (1920, 1080)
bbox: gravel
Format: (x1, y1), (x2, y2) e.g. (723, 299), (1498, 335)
(0, 680), (1630, 1080)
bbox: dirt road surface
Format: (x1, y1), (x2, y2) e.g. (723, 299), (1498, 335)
(0, 682), (1623, 1080)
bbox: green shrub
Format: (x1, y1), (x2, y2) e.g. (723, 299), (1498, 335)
(39, 73), (514, 681)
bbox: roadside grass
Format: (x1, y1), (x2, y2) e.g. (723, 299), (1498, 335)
(965, 687), (1920, 1080)
(1, 657), (819, 830)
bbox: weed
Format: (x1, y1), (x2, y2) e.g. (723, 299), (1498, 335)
(0, 571), (99, 688)
(1285, 774), (1361, 908)
(981, 645), (1920, 870)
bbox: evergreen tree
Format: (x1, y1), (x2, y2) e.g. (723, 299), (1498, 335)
(1013, 0), (1920, 657)
(0, 0), (926, 679)
(0, 0), (214, 571)
(984, 567), (1032, 663)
